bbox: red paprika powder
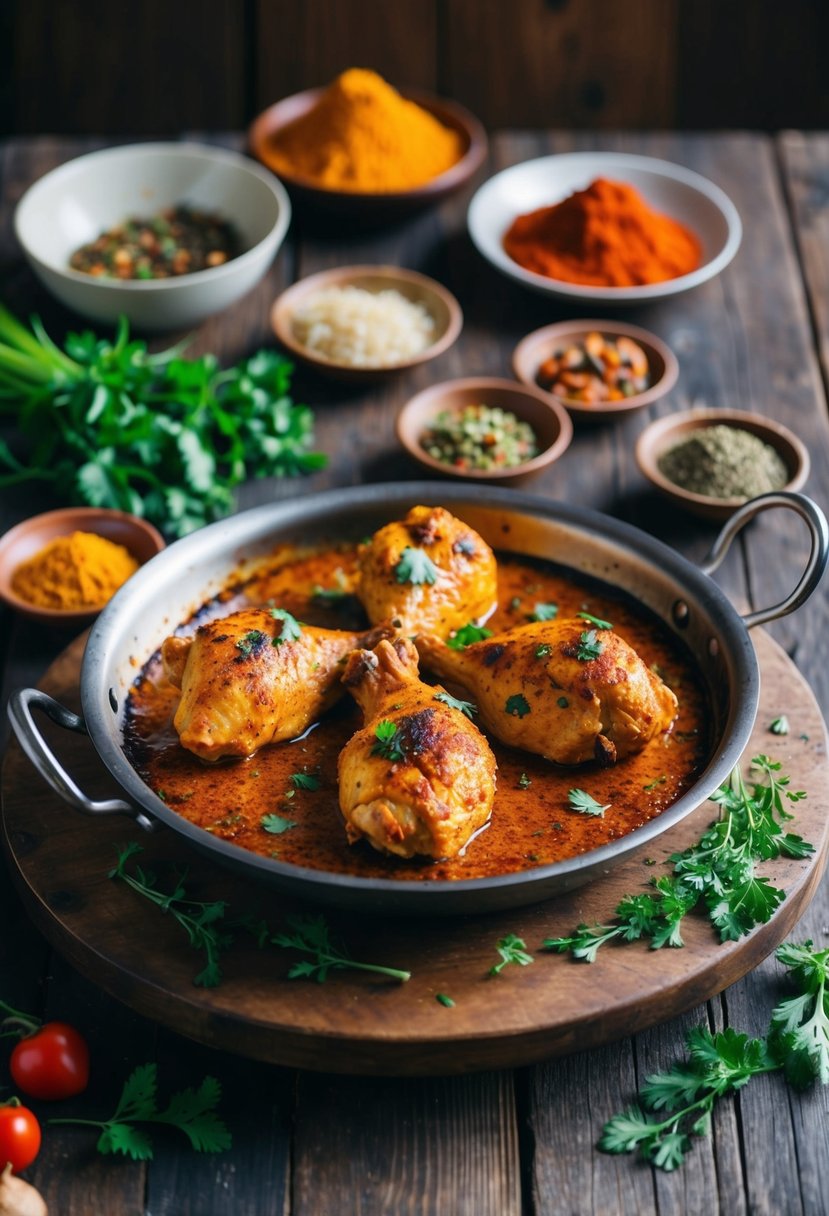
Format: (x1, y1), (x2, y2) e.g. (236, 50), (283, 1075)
(503, 178), (702, 287)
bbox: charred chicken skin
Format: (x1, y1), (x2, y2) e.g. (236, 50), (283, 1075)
(357, 505), (497, 639)
(416, 618), (678, 766)
(162, 608), (390, 762)
(337, 636), (497, 859)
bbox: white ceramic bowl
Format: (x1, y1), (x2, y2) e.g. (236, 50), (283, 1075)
(14, 142), (291, 330)
(467, 152), (742, 305)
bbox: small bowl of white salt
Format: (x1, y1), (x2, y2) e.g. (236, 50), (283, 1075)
(270, 264), (462, 382)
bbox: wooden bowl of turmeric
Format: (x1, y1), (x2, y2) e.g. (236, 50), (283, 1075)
(248, 69), (488, 222)
(0, 507), (165, 629)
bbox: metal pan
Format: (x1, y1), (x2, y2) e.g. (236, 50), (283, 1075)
(7, 483), (828, 914)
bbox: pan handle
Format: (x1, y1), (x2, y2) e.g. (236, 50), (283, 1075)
(699, 491), (829, 628)
(7, 689), (157, 832)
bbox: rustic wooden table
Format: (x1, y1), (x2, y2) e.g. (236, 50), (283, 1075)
(1, 131), (828, 1216)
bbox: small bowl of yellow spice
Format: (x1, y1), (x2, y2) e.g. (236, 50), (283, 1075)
(248, 68), (488, 222)
(0, 507), (165, 628)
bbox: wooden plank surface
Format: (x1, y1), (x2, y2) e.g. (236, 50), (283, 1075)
(0, 130), (828, 1214)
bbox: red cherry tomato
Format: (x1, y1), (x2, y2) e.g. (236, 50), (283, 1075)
(0, 1103), (41, 1173)
(9, 1021), (90, 1101)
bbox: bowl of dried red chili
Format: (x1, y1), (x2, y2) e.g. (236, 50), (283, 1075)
(468, 152), (741, 305)
(14, 143), (291, 331)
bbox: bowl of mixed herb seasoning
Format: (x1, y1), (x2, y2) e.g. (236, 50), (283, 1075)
(14, 143), (291, 330)
(396, 377), (573, 485)
(635, 409), (809, 519)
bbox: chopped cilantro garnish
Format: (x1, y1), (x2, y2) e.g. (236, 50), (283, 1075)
(577, 611), (613, 630)
(447, 622), (493, 650)
(434, 691), (478, 719)
(576, 629), (604, 661)
(505, 693), (531, 718)
(395, 547), (439, 585)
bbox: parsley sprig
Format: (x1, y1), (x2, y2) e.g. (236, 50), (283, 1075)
(489, 934), (534, 976)
(272, 914), (411, 983)
(545, 756), (813, 961)
(576, 629), (604, 661)
(0, 307), (326, 538)
(599, 940), (829, 1171)
(110, 842), (231, 987)
(434, 690), (478, 718)
(111, 844), (411, 986)
(50, 1063), (231, 1159)
(568, 788), (610, 817)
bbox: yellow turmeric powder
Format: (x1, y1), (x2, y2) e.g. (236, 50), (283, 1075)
(11, 531), (139, 610)
(265, 68), (463, 192)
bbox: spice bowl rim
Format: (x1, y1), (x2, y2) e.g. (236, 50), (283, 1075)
(396, 375), (574, 485)
(635, 408), (810, 520)
(248, 85), (488, 216)
(270, 263), (464, 383)
(467, 150), (742, 305)
(0, 507), (166, 628)
(512, 318), (679, 423)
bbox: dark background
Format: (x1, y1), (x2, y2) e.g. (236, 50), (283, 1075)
(2, 0), (826, 137)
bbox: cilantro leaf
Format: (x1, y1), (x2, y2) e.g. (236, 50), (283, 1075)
(446, 622), (493, 650)
(434, 690), (478, 718)
(290, 771), (320, 791)
(371, 719), (406, 761)
(568, 788), (610, 817)
(271, 913), (410, 983)
(489, 933), (534, 976)
(261, 814), (297, 835)
(576, 629), (604, 661)
(271, 607), (302, 643)
(578, 611), (613, 630)
(395, 547), (440, 585)
(505, 693), (531, 718)
(529, 602), (558, 622)
(769, 715), (790, 736)
(236, 629), (268, 657)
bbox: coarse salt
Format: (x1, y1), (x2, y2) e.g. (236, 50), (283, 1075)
(291, 285), (435, 367)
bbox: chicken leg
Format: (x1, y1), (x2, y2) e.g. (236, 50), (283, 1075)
(338, 636), (497, 859)
(162, 608), (390, 762)
(416, 618), (678, 766)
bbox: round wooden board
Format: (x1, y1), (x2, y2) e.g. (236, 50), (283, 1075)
(3, 630), (828, 1076)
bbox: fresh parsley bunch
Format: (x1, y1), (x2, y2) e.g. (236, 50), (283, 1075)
(600, 940), (829, 1171)
(546, 755), (812, 960)
(0, 306), (327, 537)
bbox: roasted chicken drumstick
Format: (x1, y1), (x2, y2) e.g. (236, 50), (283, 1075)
(357, 505), (497, 639)
(162, 608), (389, 762)
(416, 618), (678, 766)
(338, 636), (497, 859)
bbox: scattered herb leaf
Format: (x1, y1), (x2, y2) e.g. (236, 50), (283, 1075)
(578, 611), (613, 630)
(518, 772), (532, 789)
(49, 1063), (231, 1159)
(770, 715), (790, 736)
(530, 602), (558, 622)
(505, 694), (531, 718)
(447, 622), (493, 650)
(289, 771), (320, 791)
(568, 789), (611, 817)
(644, 775), (667, 792)
(235, 629), (267, 657)
(576, 629), (604, 661)
(557, 696), (569, 709)
(371, 719), (406, 761)
(435, 993), (456, 1008)
(261, 814), (297, 835)
(535, 644), (552, 659)
(395, 547), (439, 585)
(270, 608), (302, 644)
(489, 934), (534, 976)
(434, 690), (478, 718)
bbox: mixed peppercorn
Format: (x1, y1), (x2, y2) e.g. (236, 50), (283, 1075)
(69, 204), (240, 279)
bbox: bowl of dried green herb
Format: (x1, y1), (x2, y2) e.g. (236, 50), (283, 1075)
(635, 409), (809, 520)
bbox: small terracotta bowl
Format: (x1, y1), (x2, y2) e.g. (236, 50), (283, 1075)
(635, 409), (809, 521)
(512, 319), (679, 424)
(271, 264), (463, 384)
(248, 87), (487, 223)
(0, 507), (166, 628)
(396, 377), (573, 486)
